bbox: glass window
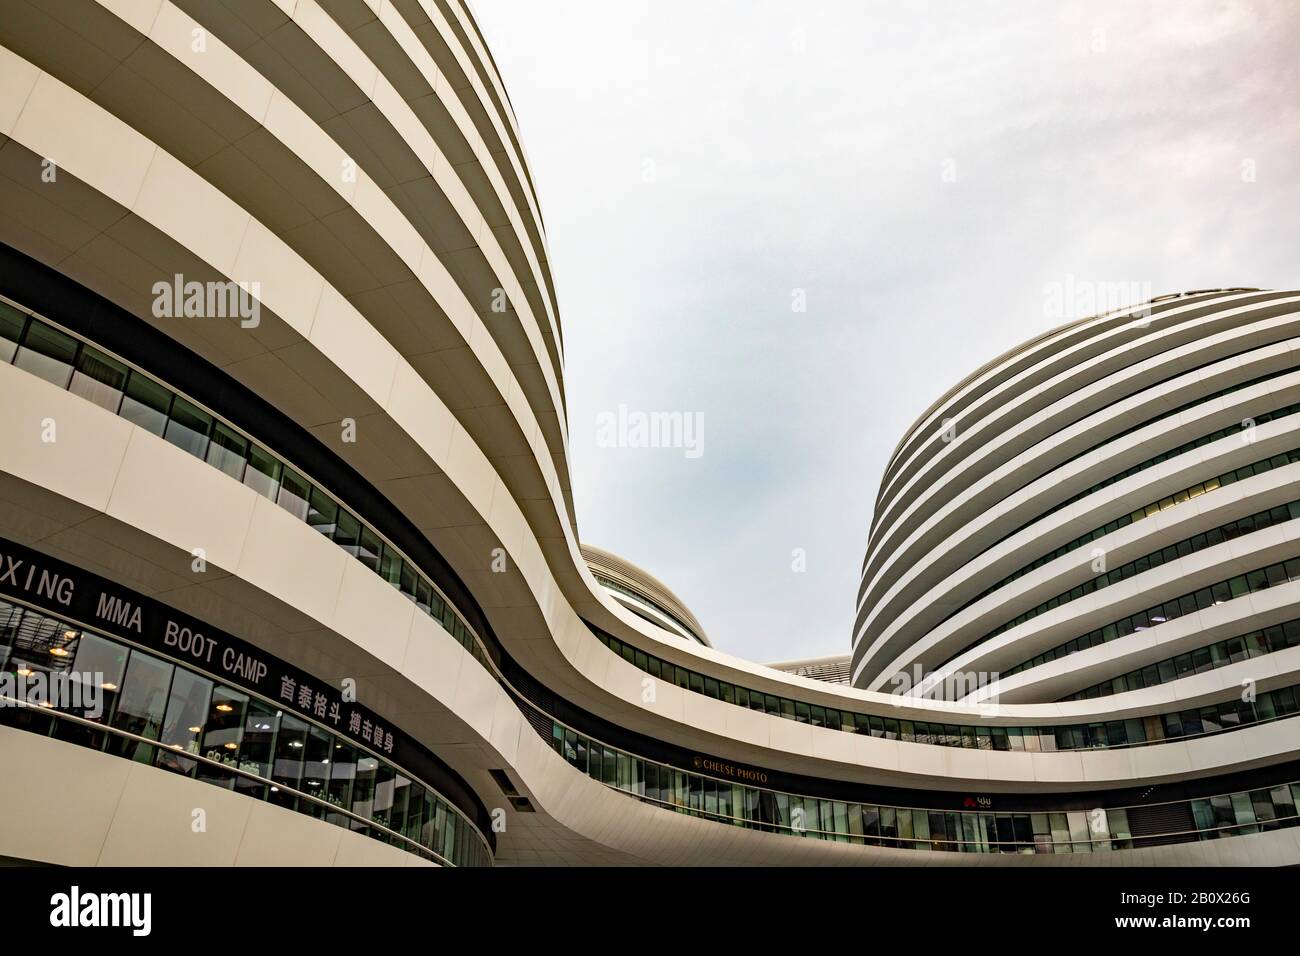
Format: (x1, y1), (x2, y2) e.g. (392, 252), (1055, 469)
(414, 578), (433, 616)
(1230, 792), (1258, 834)
(69, 346), (129, 412)
(299, 724), (333, 810)
(334, 508), (361, 556)
(156, 667), (213, 767)
(400, 561), (418, 601)
(328, 740), (359, 824)
(0, 301), (25, 364)
(107, 651), (174, 762)
(243, 444), (282, 501)
(391, 775), (415, 839)
(234, 699), (278, 800)
(277, 467), (311, 521)
(1251, 789), (1278, 829)
(354, 526), (381, 574)
(163, 395), (213, 459)
(878, 807), (897, 843)
(13, 320), (78, 387)
(52, 632), (127, 748)
(861, 805), (880, 841)
(351, 753), (380, 824)
(119, 371), (172, 436)
(1270, 785), (1297, 822)
(197, 686), (248, 788)
(377, 542), (402, 589)
(206, 422), (249, 480)
(269, 711), (309, 807)
(66, 632), (126, 721)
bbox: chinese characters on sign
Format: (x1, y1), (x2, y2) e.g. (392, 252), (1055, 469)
(277, 674), (394, 754)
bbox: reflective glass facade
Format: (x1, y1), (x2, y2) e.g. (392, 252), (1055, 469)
(545, 717), (1300, 854)
(0, 597), (491, 867)
(595, 631), (1300, 751)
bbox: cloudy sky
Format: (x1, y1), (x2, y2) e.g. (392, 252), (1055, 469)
(473, 0), (1300, 663)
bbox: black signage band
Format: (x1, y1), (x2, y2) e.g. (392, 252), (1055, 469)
(0, 535), (494, 848)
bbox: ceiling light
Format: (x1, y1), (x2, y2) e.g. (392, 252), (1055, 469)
(216, 703), (233, 712)
(49, 647), (69, 657)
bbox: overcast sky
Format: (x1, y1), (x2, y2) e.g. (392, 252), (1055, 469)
(472, 0), (1300, 663)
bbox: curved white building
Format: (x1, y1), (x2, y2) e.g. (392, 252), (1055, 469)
(1, 2), (1298, 868)
(581, 544), (710, 646)
(853, 288), (1300, 705)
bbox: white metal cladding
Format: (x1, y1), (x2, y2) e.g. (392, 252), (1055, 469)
(855, 293), (1300, 707)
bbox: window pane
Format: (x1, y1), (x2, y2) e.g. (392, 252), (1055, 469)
(69, 346), (128, 412)
(389, 773), (412, 836)
(235, 699), (277, 800)
(206, 422), (249, 480)
(327, 740), (358, 826)
(13, 320), (78, 387)
(399, 561), (418, 600)
(66, 632), (127, 722)
(0, 301), (25, 364)
(119, 371), (172, 436)
(155, 667), (213, 770)
(414, 577), (433, 616)
(357, 525), (382, 573)
(197, 686), (248, 788)
(277, 467), (311, 521)
(53, 632), (127, 749)
(270, 712), (310, 803)
(335, 508), (361, 556)
(351, 753), (380, 822)
(306, 486), (338, 538)
(163, 395), (213, 459)
(300, 725), (332, 808)
(108, 651), (174, 761)
(243, 444), (282, 501)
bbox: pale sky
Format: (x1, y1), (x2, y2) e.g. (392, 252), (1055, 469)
(472, 0), (1300, 663)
